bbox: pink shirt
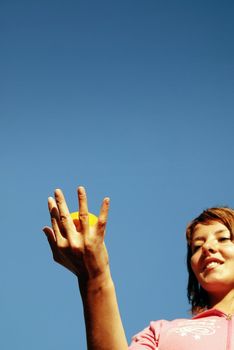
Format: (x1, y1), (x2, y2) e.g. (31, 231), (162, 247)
(129, 309), (233, 349)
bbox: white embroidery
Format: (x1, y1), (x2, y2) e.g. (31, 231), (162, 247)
(169, 319), (220, 340)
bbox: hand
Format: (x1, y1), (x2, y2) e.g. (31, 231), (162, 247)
(43, 187), (110, 282)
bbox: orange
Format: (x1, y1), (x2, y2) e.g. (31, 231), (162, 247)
(70, 211), (98, 226)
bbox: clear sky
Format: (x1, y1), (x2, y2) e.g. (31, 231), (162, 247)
(1, 0), (234, 349)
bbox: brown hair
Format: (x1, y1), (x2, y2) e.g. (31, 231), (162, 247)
(186, 207), (234, 315)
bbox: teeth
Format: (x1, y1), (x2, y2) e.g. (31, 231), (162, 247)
(205, 262), (220, 270)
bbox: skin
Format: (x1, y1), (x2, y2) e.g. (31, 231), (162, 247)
(190, 221), (234, 314)
(43, 189), (234, 347)
(43, 187), (128, 350)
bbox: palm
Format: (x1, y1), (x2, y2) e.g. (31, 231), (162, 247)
(43, 187), (110, 281)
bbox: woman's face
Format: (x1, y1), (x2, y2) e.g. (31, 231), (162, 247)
(190, 221), (234, 294)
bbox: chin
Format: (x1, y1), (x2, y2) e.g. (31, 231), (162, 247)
(200, 279), (233, 294)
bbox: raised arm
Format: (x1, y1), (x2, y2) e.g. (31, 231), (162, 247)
(43, 186), (128, 350)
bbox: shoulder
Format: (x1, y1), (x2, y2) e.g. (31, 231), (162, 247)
(129, 317), (189, 349)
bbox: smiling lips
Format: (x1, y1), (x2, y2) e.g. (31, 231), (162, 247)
(202, 258), (224, 272)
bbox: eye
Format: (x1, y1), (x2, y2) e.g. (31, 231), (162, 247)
(192, 245), (202, 254)
(219, 237), (230, 242)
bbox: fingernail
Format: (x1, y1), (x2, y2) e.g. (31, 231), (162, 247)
(78, 186), (85, 193)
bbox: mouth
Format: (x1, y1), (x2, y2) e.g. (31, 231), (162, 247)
(202, 259), (224, 272)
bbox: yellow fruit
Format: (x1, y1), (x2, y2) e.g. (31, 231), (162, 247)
(70, 211), (98, 226)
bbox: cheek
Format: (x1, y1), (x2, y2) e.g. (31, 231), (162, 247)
(190, 255), (200, 275)
(220, 245), (234, 259)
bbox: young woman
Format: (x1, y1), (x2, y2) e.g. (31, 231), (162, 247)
(43, 186), (234, 349)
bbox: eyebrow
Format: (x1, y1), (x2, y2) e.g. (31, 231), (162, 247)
(192, 229), (229, 242)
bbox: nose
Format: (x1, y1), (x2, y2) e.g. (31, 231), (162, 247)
(202, 239), (218, 255)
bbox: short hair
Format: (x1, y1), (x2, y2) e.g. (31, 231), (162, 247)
(186, 207), (234, 315)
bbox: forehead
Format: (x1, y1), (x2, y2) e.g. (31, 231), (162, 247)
(192, 221), (229, 239)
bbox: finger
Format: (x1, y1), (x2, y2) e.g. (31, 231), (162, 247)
(48, 196), (67, 243)
(97, 197), (110, 237)
(43, 226), (56, 241)
(43, 226), (57, 247)
(77, 186), (89, 235)
(43, 226), (63, 264)
(54, 189), (75, 239)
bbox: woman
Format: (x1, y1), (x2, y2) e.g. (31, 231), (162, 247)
(43, 186), (234, 349)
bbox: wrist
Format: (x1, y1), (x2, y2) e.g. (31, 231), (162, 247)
(78, 268), (114, 297)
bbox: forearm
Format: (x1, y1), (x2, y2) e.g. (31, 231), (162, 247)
(79, 271), (129, 350)
(44, 187), (127, 349)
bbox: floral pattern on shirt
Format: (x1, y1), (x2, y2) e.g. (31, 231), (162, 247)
(168, 319), (220, 340)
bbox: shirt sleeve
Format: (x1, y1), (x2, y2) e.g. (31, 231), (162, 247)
(128, 321), (162, 350)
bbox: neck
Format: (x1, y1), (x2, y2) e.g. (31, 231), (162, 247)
(209, 289), (234, 315)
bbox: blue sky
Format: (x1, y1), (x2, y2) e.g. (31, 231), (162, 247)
(1, 0), (234, 348)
